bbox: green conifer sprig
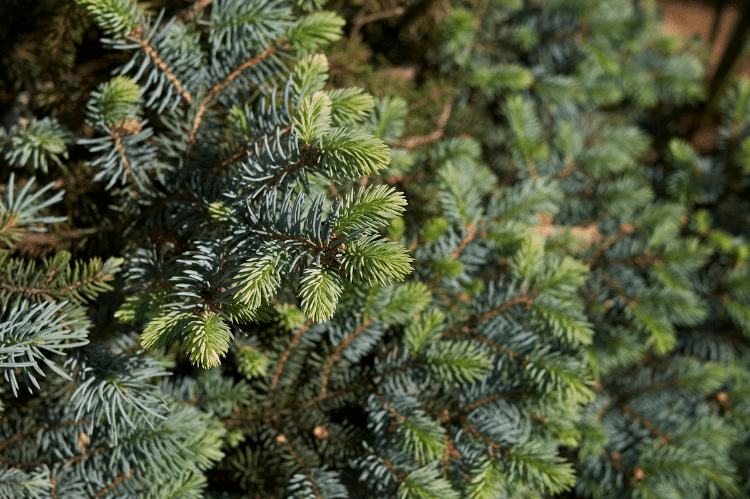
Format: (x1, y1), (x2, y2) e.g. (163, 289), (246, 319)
(1, 118), (75, 174)
(0, 300), (88, 396)
(69, 0), (413, 370)
(0, 174), (66, 239)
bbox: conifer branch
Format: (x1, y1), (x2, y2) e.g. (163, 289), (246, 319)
(444, 290), (535, 338)
(321, 318), (374, 395)
(1, 262), (116, 300)
(249, 155), (311, 204)
(363, 446), (407, 482)
(395, 101), (452, 150)
(460, 419), (505, 458)
(599, 270), (636, 308)
(0, 419), (88, 452)
(449, 220), (485, 260)
(275, 432), (312, 472)
(525, 154), (539, 181)
(462, 393), (509, 412)
(296, 387), (361, 413)
(95, 469), (135, 497)
(110, 129), (138, 197)
(587, 224), (635, 263)
(619, 403), (673, 444)
(180, 0), (213, 23)
(225, 383), (370, 430)
(16, 226), (112, 252)
(267, 320), (313, 408)
(348, 0), (377, 41)
(470, 333), (527, 365)
(350, 6), (406, 41)
(12, 1), (742, 495)
(442, 434), (460, 472)
(557, 159), (577, 179)
(137, 37), (193, 104)
(188, 43), (283, 146)
(205, 124), (293, 180)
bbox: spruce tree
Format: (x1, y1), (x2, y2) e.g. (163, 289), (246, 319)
(0, 0), (749, 498)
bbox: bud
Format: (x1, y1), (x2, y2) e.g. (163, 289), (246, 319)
(313, 426), (328, 439)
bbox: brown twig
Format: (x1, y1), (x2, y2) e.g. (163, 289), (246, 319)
(460, 419), (505, 458)
(701, 2), (750, 124)
(473, 0), (491, 27)
(180, 0), (213, 23)
(475, 288), (535, 323)
(386, 170), (428, 185)
(462, 393), (508, 412)
(349, 0), (377, 41)
(448, 220), (485, 260)
(374, 385), (405, 424)
(362, 446), (407, 482)
(188, 44), (281, 146)
(0, 259), (116, 301)
(442, 432), (460, 472)
(470, 333), (527, 365)
(356, 7), (406, 38)
(620, 403), (673, 444)
(525, 154), (538, 181)
(321, 318), (374, 395)
(275, 434), (323, 499)
(275, 433), (309, 471)
(599, 270), (636, 308)
(395, 101), (453, 150)
(0, 419), (88, 453)
(225, 381), (371, 431)
(203, 124), (293, 181)
(16, 226), (111, 251)
(586, 223), (635, 263)
(249, 155), (310, 204)
(407, 87), (451, 111)
(443, 288), (535, 341)
(266, 320), (313, 408)
(95, 469), (135, 498)
(138, 39), (192, 104)
(557, 159), (577, 179)
(112, 132), (136, 194)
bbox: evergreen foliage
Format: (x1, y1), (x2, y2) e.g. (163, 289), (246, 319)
(1, 0), (750, 498)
